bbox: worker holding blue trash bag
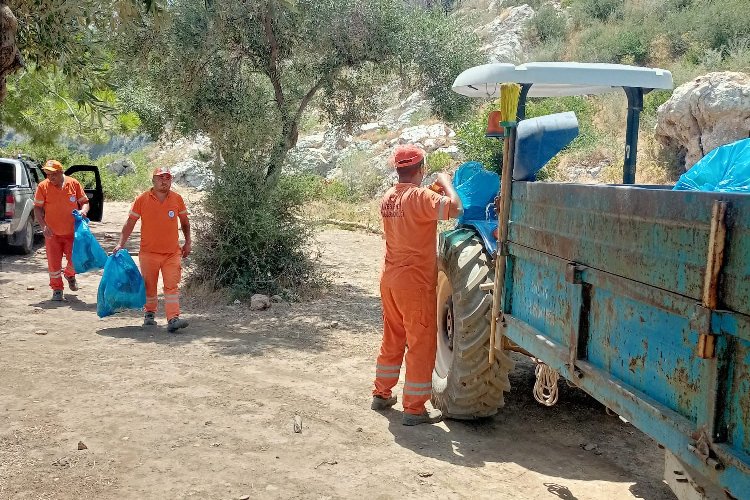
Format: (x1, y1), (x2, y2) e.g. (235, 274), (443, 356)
(112, 166), (191, 333)
(33, 159), (90, 302)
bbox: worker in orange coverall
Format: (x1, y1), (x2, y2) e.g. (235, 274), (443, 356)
(113, 167), (191, 333)
(372, 145), (463, 426)
(33, 159), (90, 301)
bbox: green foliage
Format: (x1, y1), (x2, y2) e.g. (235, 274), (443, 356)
(426, 151), (453, 173)
(189, 164), (320, 298)
(456, 106), (503, 175)
(526, 96), (599, 150)
(527, 5), (567, 44)
(571, 0), (624, 25)
(643, 90), (672, 118)
(570, 0), (750, 68)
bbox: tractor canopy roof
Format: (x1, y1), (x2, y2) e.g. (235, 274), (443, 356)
(452, 62), (673, 98)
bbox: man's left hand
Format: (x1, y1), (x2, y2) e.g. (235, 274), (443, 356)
(181, 242), (192, 258)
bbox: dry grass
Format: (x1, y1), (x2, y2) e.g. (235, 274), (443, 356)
(302, 198), (382, 233)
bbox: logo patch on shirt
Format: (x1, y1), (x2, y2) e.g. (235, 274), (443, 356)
(168, 210), (175, 218)
(69, 195), (76, 202)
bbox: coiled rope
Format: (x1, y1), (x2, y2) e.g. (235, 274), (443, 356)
(533, 359), (560, 406)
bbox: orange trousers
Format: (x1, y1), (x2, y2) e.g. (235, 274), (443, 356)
(373, 284), (437, 415)
(139, 251), (182, 321)
(45, 234), (75, 290)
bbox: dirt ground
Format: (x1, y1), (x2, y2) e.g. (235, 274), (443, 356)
(0, 201), (676, 500)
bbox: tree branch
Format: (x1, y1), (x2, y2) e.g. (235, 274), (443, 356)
(262, 5), (284, 112)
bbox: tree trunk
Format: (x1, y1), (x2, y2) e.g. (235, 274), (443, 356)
(0, 2), (24, 103)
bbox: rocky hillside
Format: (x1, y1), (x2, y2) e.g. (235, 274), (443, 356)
(108, 0), (749, 193)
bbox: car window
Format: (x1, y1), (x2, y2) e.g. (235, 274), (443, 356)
(29, 166), (42, 184)
(19, 164), (30, 187)
(0, 161), (16, 188)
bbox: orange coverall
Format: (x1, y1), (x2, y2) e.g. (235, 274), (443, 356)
(374, 183), (452, 415)
(128, 190), (188, 321)
(33, 177), (89, 290)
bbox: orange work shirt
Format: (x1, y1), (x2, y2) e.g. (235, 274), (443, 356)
(33, 177), (89, 236)
(380, 183), (452, 288)
(128, 189), (188, 254)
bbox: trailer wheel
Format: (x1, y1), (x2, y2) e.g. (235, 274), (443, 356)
(432, 229), (514, 419)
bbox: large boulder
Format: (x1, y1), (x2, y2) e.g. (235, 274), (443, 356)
(170, 159), (214, 191)
(106, 158), (136, 176)
(656, 72), (750, 169)
(398, 123), (455, 150)
(481, 5), (535, 63)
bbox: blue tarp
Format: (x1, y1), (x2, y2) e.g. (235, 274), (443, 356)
(97, 249), (146, 318)
(453, 161), (500, 222)
(673, 138), (750, 193)
(71, 210), (108, 273)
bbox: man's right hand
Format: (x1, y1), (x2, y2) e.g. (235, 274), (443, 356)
(42, 226), (53, 238)
(436, 173), (452, 188)
(112, 244), (122, 255)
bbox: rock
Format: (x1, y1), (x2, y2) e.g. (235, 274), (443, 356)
(271, 295), (283, 303)
(106, 158), (136, 176)
(582, 443), (598, 451)
(26, 286), (34, 290)
(418, 471), (433, 478)
(233, 299), (241, 305)
(170, 159), (214, 191)
(293, 415), (302, 433)
(656, 72), (750, 170)
(35, 330), (47, 335)
(77, 441), (87, 450)
(322, 321), (339, 329)
(285, 147), (332, 175)
(360, 122), (381, 132)
(398, 124), (454, 145)
(250, 294), (271, 311)
(436, 145), (461, 159)
(482, 5), (535, 63)
(239, 496), (251, 500)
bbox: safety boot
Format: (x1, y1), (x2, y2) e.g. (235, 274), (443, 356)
(143, 312), (157, 326)
(402, 408), (443, 426)
(51, 289), (64, 301)
(167, 317), (189, 333)
(371, 395), (397, 411)
(66, 276), (78, 291)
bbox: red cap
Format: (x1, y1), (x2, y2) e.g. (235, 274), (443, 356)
(42, 159), (63, 172)
(392, 145), (425, 168)
(152, 166), (173, 178)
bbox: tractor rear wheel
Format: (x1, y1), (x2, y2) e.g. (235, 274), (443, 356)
(432, 228), (514, 419)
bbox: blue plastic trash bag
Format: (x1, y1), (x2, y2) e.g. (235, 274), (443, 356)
(97, 249), (146, 318)
(452, 161), (500, 222)
(72, 210), (108, 273)
(673, 137), (750, 193)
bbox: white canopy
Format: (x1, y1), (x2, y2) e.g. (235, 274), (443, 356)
(452, 62), (673, 98)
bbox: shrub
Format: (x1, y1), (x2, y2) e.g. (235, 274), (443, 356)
(528, 5), (567, 44)
(426, 150), (454, 173)
(571, 0), (624, 25)
(189, 163), (320, 299)
(455, 105), (504, 175)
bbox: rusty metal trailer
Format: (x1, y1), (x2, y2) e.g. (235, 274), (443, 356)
(434, 63), (750, 499)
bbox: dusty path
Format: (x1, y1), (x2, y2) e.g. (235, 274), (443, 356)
(0, 202), (674, 500)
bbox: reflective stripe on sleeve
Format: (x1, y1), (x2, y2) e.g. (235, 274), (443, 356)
(34, 199), (44, 206)
(437, 197), (448, 220)
(178, 210), (188, 215)
(77, 196), (89, 203)
(128, 211), (140, 219)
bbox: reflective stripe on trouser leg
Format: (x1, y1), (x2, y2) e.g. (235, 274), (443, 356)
(138, 252), (162, 314)
(162, 251), (182, 321)
(45, 235), (65, 290)
(59, 235), (75, 279)
(399, 287), (438, 415)
(373, 284), (406, 399)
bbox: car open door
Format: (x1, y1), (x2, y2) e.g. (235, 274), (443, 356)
(64, 165), (104, 222)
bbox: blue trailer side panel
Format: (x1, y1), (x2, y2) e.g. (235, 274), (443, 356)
(499, 182), (750, 499)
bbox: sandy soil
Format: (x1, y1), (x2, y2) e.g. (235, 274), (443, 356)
(0, 201), (675, 500)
